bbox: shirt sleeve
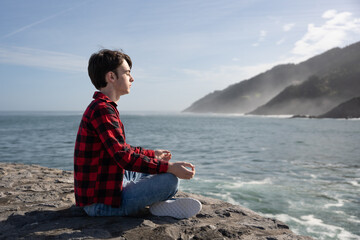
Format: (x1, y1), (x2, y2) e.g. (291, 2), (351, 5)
(91, 104), (168, 174)
(131, 146), (155, 158)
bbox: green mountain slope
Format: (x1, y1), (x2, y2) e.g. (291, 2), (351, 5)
(249, 63), (360, 115)
(184, 41), (360, 114)
(317, 96), (360, 119)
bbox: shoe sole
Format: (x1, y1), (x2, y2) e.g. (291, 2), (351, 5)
(150, 198), (202, 219)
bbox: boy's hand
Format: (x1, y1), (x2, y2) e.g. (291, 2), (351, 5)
(155, 149), (172, 161)
(167, 162), (195, 179)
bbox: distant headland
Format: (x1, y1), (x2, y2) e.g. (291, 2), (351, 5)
(184, 41), (360, 119)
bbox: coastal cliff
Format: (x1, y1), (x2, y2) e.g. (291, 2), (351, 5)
(0, 163), (312, 239)
(184, 41), (360, 116)
(317, 96), (360, 119)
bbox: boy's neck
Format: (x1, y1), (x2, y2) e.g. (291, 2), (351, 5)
(100, 88), (120, 103)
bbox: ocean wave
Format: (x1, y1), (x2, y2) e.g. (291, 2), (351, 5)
(348, 215), (360, 224)
(347, 180), (360, 186)
(206, 192), (240, 206)
(220, 178), (273, 189)
(324, 199), (345, 208)
(265, 213), (360, 240)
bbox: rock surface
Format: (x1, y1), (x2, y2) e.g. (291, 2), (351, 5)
(0, 163), (312, 239)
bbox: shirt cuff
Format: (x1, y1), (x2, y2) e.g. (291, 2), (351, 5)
(157, 159), (169, 173)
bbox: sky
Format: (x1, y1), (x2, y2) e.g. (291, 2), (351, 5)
(0, 0), (359, 112)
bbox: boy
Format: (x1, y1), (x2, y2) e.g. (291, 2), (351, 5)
(74, 49), (201, 218)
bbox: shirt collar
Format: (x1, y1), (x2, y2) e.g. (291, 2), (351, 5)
(93, 91), (118, 107)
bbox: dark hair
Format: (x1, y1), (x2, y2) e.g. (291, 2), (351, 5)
(88, 49), (132, 90)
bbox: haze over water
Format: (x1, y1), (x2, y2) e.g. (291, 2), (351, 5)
(0, 111), (359, 239)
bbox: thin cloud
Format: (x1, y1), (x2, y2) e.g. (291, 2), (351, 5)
(322, 9), (337, 19)
(276, 38), (286, 45)
(0, 46), (87, 72)
(260, 30), (267, 38)
(2, 2), (89, 39)
(252, 30), (267, 47)
(283, 23), (295, 32)
(2, 12), (66, 39)
(292, 9), (360, 57)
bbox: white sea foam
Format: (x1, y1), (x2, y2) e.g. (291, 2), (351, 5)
(265, 213), (360, 240)
(207, 192), (240, 205)
(245, 114), (294, 118)
(221, 178), (273, 189)
(301, 215), (359, 239)
(245, 178), (273, 185)
(333, 210), (346, 216)
(197, 178), (216, 183)
(348, 215), (360, 224)
(310, 174), (317, 179)
(324, 199), (345, 208)
(348, 180), (360, 186)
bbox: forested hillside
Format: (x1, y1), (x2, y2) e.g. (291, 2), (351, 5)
(184, 41), (360, 116)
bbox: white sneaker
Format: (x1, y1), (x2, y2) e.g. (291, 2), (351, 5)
(150, 198), (202, 219)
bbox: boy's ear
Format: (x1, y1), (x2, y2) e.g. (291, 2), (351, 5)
(105, 71), (115, 83)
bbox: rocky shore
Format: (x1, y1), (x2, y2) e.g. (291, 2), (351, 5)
(0, 163), (312, 239)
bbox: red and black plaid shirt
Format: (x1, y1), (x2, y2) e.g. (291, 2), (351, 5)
(74, 92), (168, 207)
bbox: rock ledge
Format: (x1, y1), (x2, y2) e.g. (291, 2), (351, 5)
(0, 163), (312, 239)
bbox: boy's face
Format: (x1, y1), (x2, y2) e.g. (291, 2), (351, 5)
(112, 60), (134, 96)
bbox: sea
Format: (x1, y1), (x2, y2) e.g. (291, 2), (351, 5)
(0, 111), (359, 240)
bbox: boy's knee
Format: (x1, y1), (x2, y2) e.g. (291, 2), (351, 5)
(168, 173), (179, 187)
(164, 173), (179, 196)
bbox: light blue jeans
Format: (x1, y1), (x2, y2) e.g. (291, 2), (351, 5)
(83, 171), (179, 217)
